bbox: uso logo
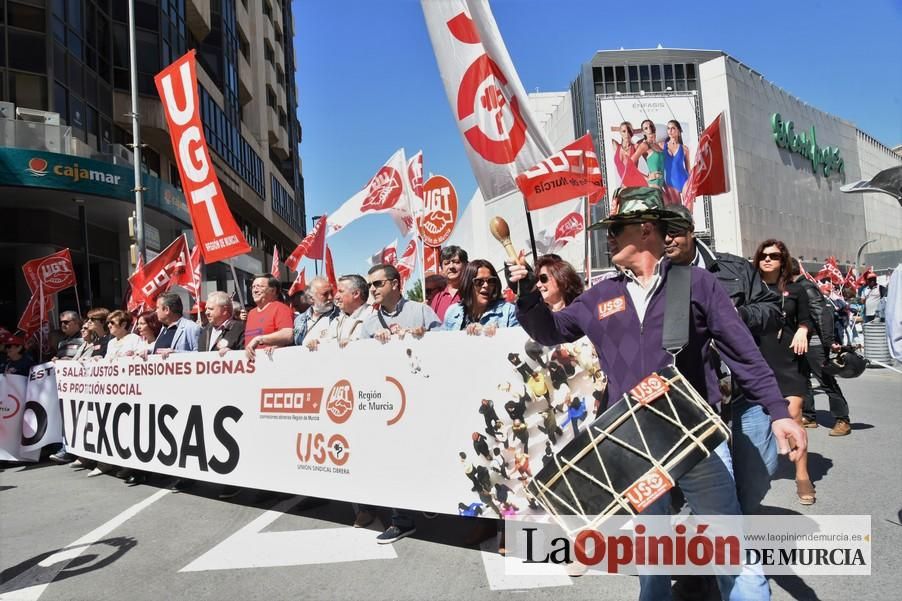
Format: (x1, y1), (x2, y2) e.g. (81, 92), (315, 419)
(625, 466), (672, 511)
(629, 373), (670, 405)
(326, 380), (354, 424)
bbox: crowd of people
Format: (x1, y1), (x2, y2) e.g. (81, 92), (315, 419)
(0, 184), (895, 598)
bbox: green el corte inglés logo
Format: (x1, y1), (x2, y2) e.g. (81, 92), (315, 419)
(771, 113), (844, 177)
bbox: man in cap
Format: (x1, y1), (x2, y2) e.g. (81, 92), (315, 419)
(663, 204), (783, 512)
(508, 186), (805, 599)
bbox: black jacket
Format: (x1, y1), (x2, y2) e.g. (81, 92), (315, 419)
(795, 277), (834, 348)
(695, 241), (780, 336)
(198, 320), (246, 352)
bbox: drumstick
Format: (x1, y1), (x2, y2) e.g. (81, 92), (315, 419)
(489, 217), (524, 265)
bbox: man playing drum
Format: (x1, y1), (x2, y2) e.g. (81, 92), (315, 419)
(506, 186), (807, 601)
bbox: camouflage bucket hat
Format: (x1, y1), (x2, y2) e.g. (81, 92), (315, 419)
(587, 186), (686, 230)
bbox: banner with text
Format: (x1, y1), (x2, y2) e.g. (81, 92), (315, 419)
(56, 329), (601, 518)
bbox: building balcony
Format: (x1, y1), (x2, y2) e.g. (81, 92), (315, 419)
(186, 0), (212, 42)
(238, 52), (253, 106)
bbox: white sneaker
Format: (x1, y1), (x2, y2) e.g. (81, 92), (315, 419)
(87, 467), (104, 477)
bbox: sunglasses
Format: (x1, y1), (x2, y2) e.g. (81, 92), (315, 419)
(473, 277), (499, 288)
(606, 221), (642, 238)
(89, 316), (105, 322)
(665, 225), (690, 237)
(538, 274), (550, 284)
(369, 279), (392, 288)
(60, 319), (74, 325)
(759, 252), (782, 262)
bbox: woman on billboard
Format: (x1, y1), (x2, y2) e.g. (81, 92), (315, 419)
(664, 119), (691, 199)
(610, 122), (647, 188)
(632, 120), (665, 189)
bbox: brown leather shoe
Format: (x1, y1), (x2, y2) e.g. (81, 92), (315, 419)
(829, 420), (851, 436)
(801, 417), (818, 428)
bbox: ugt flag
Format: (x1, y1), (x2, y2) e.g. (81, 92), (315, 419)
(155, 50), (251, 263)
(21, 249), (77, 295)
(422, 0), (553, 201)
(683, 112), (728, 211)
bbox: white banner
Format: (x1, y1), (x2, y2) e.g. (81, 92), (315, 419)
(0, 374), (40, 461)
(56, 329), (600, 517)
(21, 362), (64, 453)
(422, 0), (553, 201)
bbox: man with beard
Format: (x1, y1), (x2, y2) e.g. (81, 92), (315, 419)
(663, 205), (782, 513)
(244, 275), (294, 360)
(295, 276), (341, 348)
(429, 245), (468, 321)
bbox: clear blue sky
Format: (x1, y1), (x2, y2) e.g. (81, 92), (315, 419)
(292, 0), (902, 276)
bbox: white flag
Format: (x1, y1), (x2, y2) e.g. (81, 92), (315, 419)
(421, 0), (552, 201)
(367, 239), (399, 267)
(328, 149), (414, 237)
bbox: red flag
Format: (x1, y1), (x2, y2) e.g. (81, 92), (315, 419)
(155, 50), (251, 263)
(683, 113), (728, 211)
(798, 261), (817, 284)
(178, 245), (203, 298)
(21, 249), (76, 294)
(424, 245), (440, 275)
(324, 246), (338, 291)
(288, 268), (307, 297)
(127, 254), (146, 313)
(285, 215), (327, 272)
(816, 257), (844, 286)
(396, 238), (418, 286)
(128, 235), (190, 310)
(856, 267), (875, 288)
(271, 246), (281, 278)
(17, 286), (54, 337)
(516, 134), (605, 211)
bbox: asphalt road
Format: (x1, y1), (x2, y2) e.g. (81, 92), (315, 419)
(1, 368), (900, 601)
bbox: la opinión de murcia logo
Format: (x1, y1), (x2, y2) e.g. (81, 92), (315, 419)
(27, 157), (48, 177)
(326, 380), (354, 425)
(361, 167), (403, 212)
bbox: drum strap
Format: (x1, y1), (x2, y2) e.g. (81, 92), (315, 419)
(662, 264), (691, 356)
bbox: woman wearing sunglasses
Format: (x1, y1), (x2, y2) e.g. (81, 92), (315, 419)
(442, 259), (518, 335)
(104, 310), (145, 360)
(755, 239), (815, 505)
(534, 254), (584, 312)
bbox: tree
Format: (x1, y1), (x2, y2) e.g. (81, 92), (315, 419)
(407, 280), (423, 302)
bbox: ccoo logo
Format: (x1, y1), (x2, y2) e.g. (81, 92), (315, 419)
(326, 379), (354, 424)
(27, 157), (48, 177)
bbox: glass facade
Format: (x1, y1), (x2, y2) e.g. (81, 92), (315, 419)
(592, 62), (698, 95)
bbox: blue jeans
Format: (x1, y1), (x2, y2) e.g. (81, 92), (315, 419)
(730, 398), (778, 513)
(638, 443), (770, 601)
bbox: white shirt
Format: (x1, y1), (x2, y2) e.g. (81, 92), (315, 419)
(209, 319), (234, 350)
(622, 259), (664, 324)
(105, 333), (145, 360)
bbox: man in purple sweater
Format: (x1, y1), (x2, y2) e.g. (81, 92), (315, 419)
(508, 187), (806, 600)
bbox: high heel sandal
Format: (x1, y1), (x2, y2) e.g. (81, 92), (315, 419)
(796, 479), (816, 505)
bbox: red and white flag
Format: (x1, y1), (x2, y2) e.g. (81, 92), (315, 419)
(424, 245), (441, 275)
(422, 0), (553, 201)
(155, 50), (251, 263)
(328, 150), (415, 237)
(288, 268), (307, 297)
(535, 211), (584, 255)
(128, 234), (190, 310)
(683, 112), (728, 211)
(396, 238), (418, 286)
(816, 256), (844, 286)
(271, 246), (281, 278)
(798, 261), (818, 284)
(17, 285), (54, 338)
(21, 249), (77, 295)
(127, 254), (146, 313)
(516, 134), (605, 211)
(285, 215), (327, 272)
(324, 246), (338, 291)
(368, 239), (399, 267)
(180, 245), (203, 299)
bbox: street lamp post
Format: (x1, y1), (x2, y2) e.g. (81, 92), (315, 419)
(127, 0), (146, 263)
(856, 239), (877, 271)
